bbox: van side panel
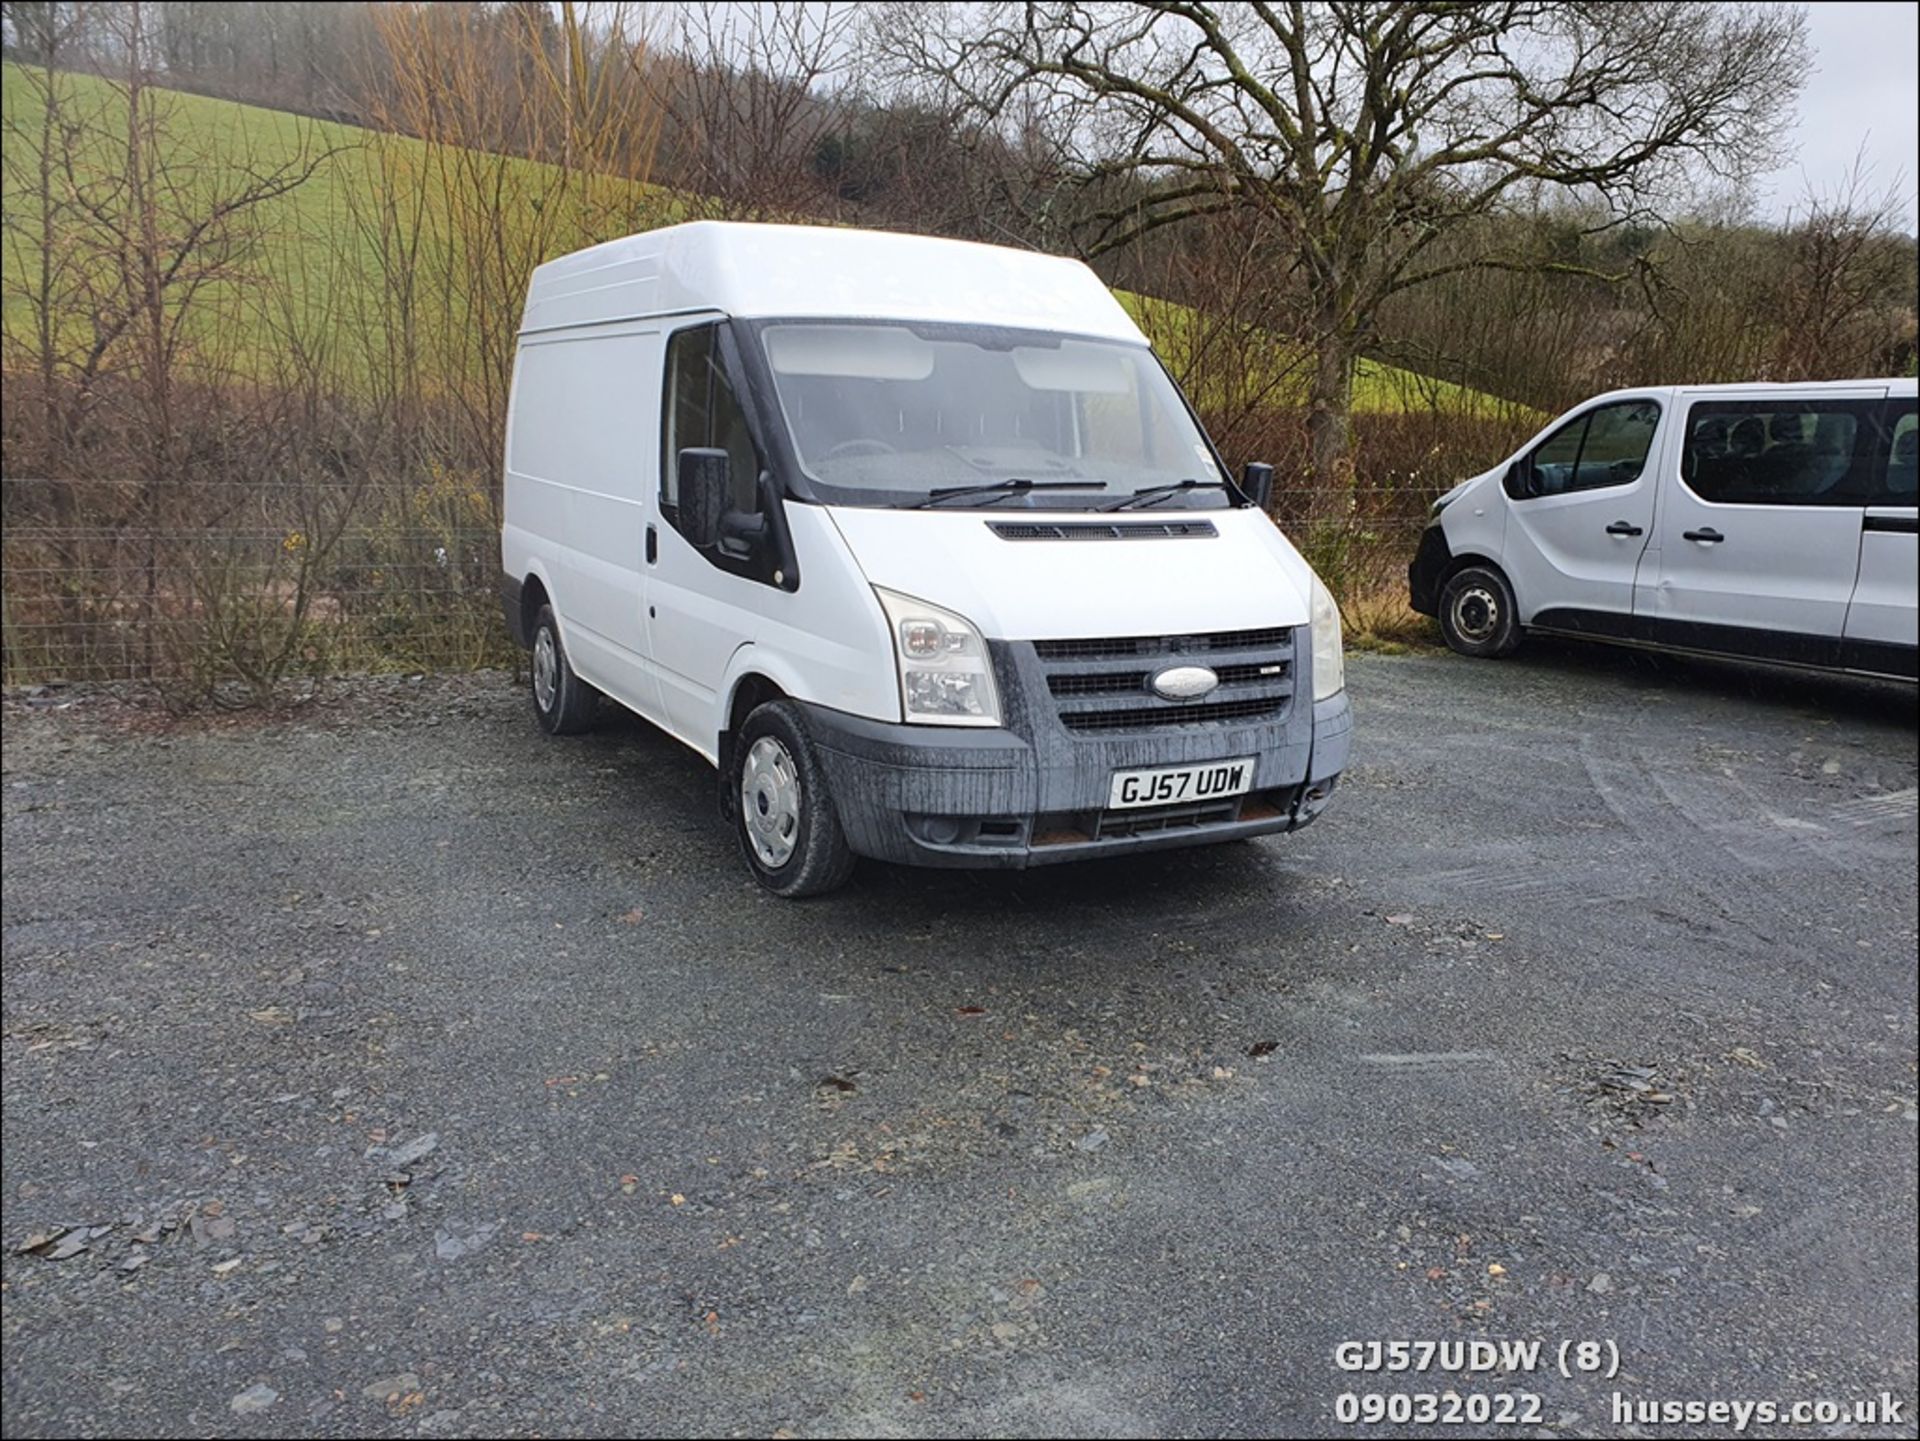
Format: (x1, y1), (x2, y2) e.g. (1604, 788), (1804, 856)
(503, 324), (664, 723)
(1842, 399), (1919, 675)
(1845, 513), (1919, 674)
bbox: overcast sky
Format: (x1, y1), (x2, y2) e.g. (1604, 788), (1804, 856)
(1754, 0), (1918, 226)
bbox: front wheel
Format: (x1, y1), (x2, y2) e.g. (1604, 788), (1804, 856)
(734, 700), (856, 898)
(1439, 566), (1523, 658)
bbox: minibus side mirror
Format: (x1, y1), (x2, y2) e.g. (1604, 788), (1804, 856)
(1241, 461), (1275, 512)
(1502, 459), (1532, 500)
(678, 447), (730, 549)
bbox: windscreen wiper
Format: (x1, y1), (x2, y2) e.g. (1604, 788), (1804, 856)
(1099, 478), (1232, 511)
(912, 478), (1106, 509)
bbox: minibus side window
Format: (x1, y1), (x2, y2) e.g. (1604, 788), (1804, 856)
(1880, 405), (1917, 502)
(1680, 399), (1877, 506)
(662, 323), (764, 538)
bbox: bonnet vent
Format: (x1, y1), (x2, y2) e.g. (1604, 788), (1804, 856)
(987, 519), (1218, 541)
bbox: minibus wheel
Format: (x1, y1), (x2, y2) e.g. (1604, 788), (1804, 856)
(734, 701), (856, 898)
(530, 603), (599, 734)
(1439, 566), (1522, 658)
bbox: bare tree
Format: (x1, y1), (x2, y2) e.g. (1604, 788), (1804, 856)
(883, 1), (1808, 496)
(2, 0), (92, 65)
(1, 0), (98, 466)
(651, 1), (861, 222)
(358, 0), (664, 524)
(1, 0), (342, 678)
(1769, 164), (1917, 380)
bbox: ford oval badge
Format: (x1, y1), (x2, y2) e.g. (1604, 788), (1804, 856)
(1151, 665), (1219, 700)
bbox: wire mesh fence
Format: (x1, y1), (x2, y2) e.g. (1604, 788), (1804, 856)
(2, 474), (511, 699)
(1, 474), (1441, 698)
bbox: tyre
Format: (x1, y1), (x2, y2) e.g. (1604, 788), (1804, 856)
(529, 603), (599, 734)
(734, 699), (856, 898)
(1439, 565), (1523, 658)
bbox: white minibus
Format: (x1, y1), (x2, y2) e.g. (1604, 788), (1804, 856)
(1411, 380), (1917, 681)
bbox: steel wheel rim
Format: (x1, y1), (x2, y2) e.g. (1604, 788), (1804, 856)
(1453, 586), (1499, 643)
(741, 736), (801, 869)
(533, 627), (559, 712)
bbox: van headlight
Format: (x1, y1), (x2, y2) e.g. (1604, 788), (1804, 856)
(875, 587), (1002, 726)
(1309, 573), (1345, 701)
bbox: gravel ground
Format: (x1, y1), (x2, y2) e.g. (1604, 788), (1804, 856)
(2, 646), (1916, 1439)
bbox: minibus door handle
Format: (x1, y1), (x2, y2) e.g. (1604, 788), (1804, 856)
(1683, 527), (1725, 545)
(646, 525), (658, 564)
(1605, 521), (1643, 537)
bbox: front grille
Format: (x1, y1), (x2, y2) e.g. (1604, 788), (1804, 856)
(1033, 627), (1288, 662)
(1060, 695), (1286, 733)
(989, 519), (1219, 541)
(1030, 626), (1295, 733)
(1050, 670), (1153, 698)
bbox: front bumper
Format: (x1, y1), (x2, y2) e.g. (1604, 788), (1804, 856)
(799, 683), (1352, 871)
(1408, 521), (1452, 617)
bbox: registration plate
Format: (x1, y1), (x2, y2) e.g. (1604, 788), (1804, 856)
(1108, 757), (1255, 810)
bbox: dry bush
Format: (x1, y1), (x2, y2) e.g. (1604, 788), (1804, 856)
(1, 371), (510, 699)
(356, 1), (666, 531)
(2, 2), (665, 702)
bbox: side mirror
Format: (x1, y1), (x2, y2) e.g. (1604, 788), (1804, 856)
(677, 447), (729, 549)
(1502, 460), (1531, 500)
(1241, 461), (1275, 512)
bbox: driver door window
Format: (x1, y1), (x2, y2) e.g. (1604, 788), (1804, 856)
(663, 324), (762, 535)
(1515, 400), (1660, 498)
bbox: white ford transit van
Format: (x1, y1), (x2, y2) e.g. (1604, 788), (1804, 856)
(500, 222), (1351, 895)
(1411, 380), (1918, 681)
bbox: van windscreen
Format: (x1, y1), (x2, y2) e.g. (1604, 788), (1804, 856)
(754, 322), (1228, 510)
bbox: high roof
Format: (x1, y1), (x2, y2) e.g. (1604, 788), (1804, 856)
(520, 221), (1148, 345)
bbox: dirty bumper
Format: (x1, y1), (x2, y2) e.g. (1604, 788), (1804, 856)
(799, 691), (1350, 869)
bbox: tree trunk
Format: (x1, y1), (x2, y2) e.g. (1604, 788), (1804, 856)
(35, 49), (62, 469)
(1306, 317), (1358, 519)
(126, 0), (168, 680)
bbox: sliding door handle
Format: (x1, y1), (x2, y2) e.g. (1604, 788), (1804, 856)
(646, 524), (658, 564)
(1605, 521), (1644, 537)
(1682, 527), (1724, 544)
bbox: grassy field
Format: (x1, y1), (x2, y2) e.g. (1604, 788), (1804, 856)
(4, 62), (376, 368)
(2, 62), (1512, 419)
(1, 61), (687, 384)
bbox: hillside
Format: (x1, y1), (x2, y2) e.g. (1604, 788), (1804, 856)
(1, 61), (1507, 416)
